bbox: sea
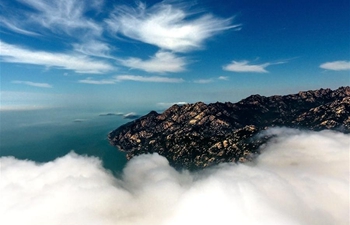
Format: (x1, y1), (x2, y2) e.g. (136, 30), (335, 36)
(0, 108), (134, 176)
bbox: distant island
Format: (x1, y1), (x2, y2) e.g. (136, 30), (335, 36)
(108, 87), (350, 170)
(99, 113), (120, 116)
(99, 112), (140, 119)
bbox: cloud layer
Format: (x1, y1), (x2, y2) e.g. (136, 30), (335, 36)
(1, 128), (348, 225)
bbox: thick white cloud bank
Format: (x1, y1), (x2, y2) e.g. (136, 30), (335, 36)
(1, 128), (349, 225)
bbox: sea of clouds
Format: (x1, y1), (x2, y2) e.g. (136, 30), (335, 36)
(1, 128), (349, 225)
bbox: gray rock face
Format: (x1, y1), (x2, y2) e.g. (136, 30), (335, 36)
(108, 87), (350, 169)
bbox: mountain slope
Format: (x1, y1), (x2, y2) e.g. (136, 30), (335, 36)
(108, 86), (350, 169)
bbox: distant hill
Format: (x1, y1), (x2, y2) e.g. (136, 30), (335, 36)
(108, 86), (350, 170)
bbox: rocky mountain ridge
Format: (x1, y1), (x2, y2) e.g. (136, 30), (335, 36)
(108, 87), (350, 169)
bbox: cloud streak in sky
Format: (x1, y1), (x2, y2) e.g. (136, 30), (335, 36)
(218, 76), (229, 80)
(11, 80), (52, 88)
(0, 0), (114, 59)
(320, 60), (350, 71)
(79, 75), (184, 84)
(223, 60), (285, 73)
(0, 41), (114, 74)
(72, 40), (112, 58)
(78, 77), (116, 85)
(19, 0), (102, 35)
(193, 76), (229, 84)
(0, 18), (40, 36)
(116, 75), (184, 83)
(194, 78), (214, 84)
(1, 128), (348, 225)
(119, 51), (187, 73)
(107, 1), (239, 52)
(0, 0), (238, 76)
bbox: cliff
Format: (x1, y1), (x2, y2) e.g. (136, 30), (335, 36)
(108, 86), (350, 169)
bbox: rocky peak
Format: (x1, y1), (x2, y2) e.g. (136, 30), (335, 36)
(108, 87), (350, 170)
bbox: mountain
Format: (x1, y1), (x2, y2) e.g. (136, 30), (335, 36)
(108, 87), (350, 169)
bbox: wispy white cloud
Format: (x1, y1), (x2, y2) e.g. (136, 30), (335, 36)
(194, 78), (214, 84)
(106, 1), (239, 52)
(72, 40), (113, 58)
(120, 51), (187, 73)
(1, 1), (239, 74)
(0, 0), (109, 58)
(15, 0), (103, 36)
(223, 60), (269, 73)
(218, 76), (229, 80)
(0, 18), (40, 36)
(116, 75), (184, 83)
(320, 60), (350, 71)
(78, 75), (184, 84)
(12, 80), (52, 88)
(0, 41), (114, 74)
(194, 76), (229, 83)
(78, 77), (116, 85)
(223, 60), (284, 73)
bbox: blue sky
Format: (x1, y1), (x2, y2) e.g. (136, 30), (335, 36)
(1, 0), (349, 112)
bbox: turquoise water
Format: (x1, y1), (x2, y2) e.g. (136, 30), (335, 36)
(0, 108), (130, 175)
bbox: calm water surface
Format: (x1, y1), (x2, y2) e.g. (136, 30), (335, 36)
(0, 108), (130, 175)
